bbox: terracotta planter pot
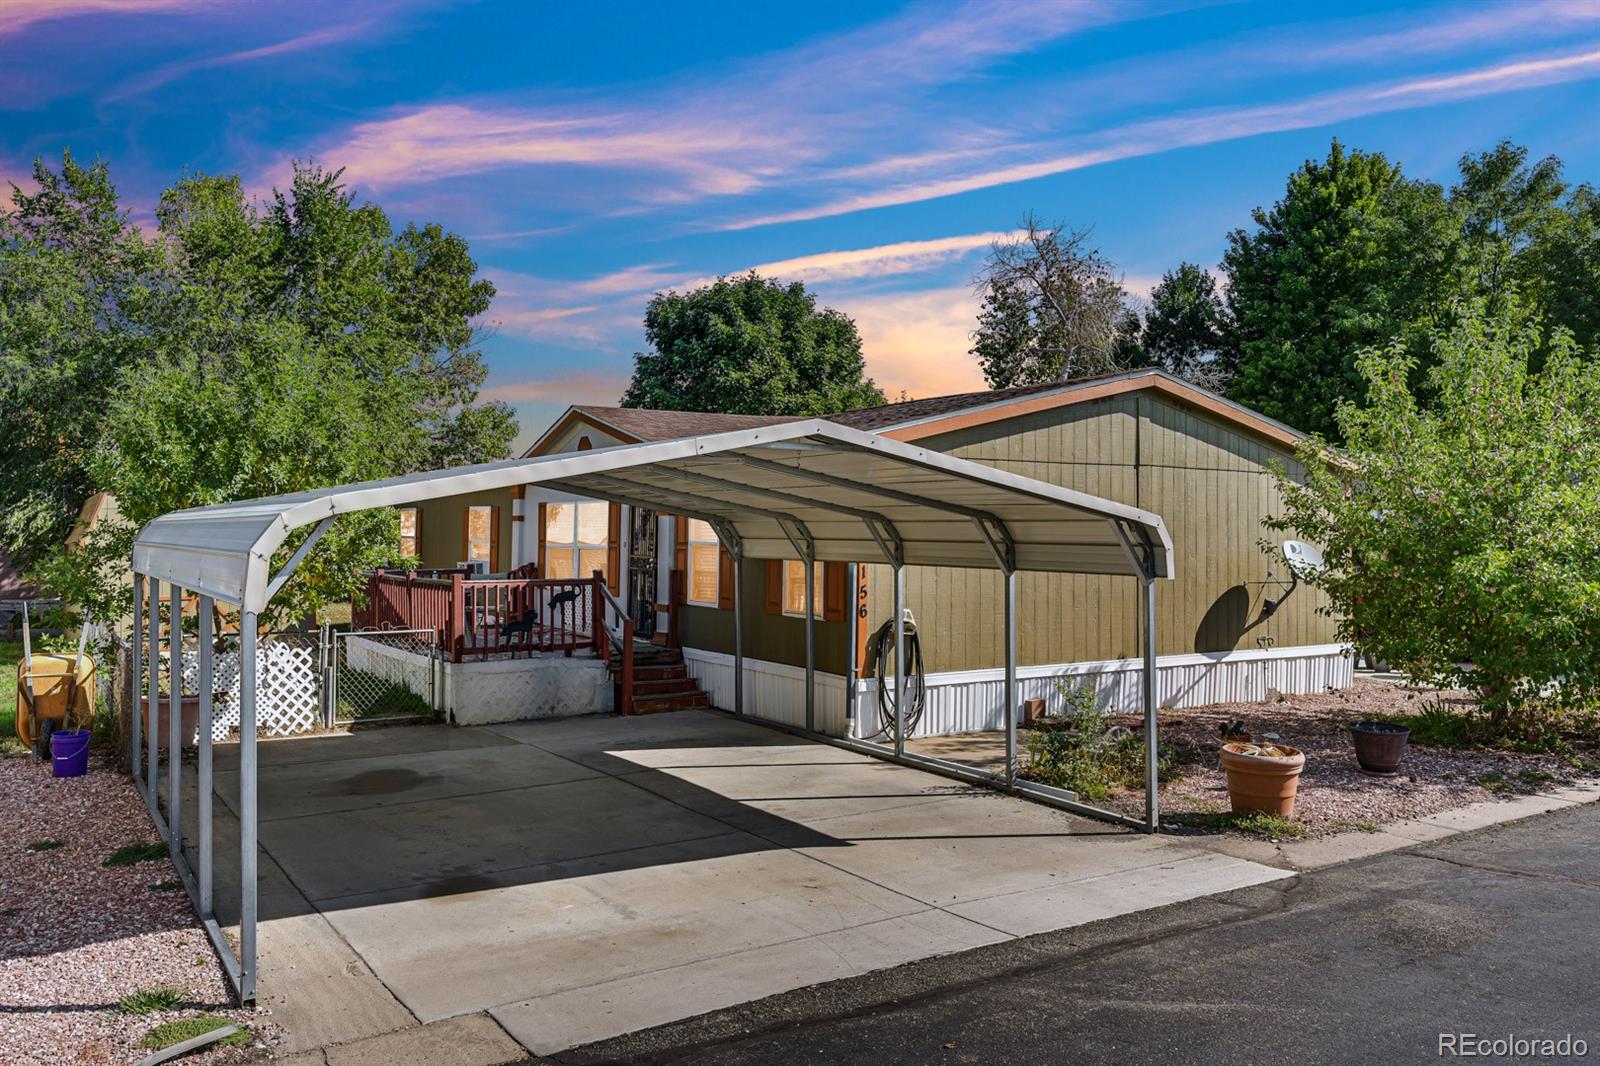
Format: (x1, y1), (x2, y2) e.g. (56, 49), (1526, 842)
(1349, 720), (1409, 775)
(140, 695), (200, 750)
(1220, 741), (1305, 817)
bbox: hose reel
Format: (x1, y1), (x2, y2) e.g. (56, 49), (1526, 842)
(864, 609), (926, 742)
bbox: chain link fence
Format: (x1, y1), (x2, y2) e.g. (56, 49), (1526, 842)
(326, 627), (439, 726)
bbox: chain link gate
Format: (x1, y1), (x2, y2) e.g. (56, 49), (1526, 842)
(322, 627), (440, 727)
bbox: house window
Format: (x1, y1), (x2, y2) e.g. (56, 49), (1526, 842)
(544, 501), (608, 580)
(686, 519), (720, 606)
(465, 505), (497, 569)
(782, 560), (824, 618)
(398, 508), (420, 558)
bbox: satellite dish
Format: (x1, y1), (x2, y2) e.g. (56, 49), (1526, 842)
(1281, 540), (1325, 576)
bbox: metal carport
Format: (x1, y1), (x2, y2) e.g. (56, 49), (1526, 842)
(129, 419), (1173, 1002)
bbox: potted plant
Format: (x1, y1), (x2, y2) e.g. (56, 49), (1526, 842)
(1349, 720), (1409, 775)
(1219, 741), (1305, 816)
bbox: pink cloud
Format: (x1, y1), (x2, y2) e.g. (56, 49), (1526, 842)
(0, 0), (207, 36)
(841, 287), (988, 400)
(478, 372), (631, 407)
(729, 43), (1600, 230)
(104, 20), (370, 100)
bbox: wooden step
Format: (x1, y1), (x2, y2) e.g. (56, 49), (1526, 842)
(631, 676), (701, 696)
(630, 690), (711, 714)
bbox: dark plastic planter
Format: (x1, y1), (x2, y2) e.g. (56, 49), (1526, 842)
(1350, 720), (1409, 775)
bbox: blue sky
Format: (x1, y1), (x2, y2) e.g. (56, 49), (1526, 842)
(7, 0), (1600, 450)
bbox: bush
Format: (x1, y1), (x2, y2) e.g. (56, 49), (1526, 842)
(1020, 678), (1170, 801)
(1269, 302), (1600, 731)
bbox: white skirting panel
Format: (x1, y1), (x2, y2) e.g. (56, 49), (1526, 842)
(853, 643), (1355, 738)
(680, 648), (849, 737)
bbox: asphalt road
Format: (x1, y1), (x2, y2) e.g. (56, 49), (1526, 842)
(551, 802), (1600, 1066)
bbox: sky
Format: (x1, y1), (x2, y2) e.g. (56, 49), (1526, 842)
(7, 0), (1600, 452)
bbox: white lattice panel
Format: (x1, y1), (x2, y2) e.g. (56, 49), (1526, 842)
(178, 634), (322, 739)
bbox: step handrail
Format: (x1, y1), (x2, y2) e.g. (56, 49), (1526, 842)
(591, 571), (634, 713)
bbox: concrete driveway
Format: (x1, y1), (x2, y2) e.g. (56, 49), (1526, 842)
(208, 710), (1289, 1057)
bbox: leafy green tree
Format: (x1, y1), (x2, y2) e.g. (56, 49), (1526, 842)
(621, 272), (884, 414)
(1138, 262), (1231, 390)
(1224, 140), (1464, 438)
(1450, 140), (1566, 317)
(1268, 302), (1600, 728)
(0, 153), (160, 566)
(971, 215), (1144, 388)
(14, 157), (515, 623)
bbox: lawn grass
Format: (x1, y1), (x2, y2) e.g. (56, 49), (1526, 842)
(1, 641), (21, 754)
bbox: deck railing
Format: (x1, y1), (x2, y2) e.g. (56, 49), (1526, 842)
(356, 569), (605, 663)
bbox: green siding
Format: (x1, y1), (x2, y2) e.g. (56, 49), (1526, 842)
(854, 393), (1336, 673)
(679, 558), (851, 674)
(411, 489), (516, 571)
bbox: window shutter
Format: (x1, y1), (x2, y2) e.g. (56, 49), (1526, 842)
(764, 560), (782, 614)
(673, 516), (688, 603)
(823, 562), (846, 622)
(536, 502), (547, 577)
(717, 547), (734, 609)
(606, 503), (622, 593)
(490, 506), (502, 573)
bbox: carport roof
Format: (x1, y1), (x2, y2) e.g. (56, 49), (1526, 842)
(132, 420), (1172, 613)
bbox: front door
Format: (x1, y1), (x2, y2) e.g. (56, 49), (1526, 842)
(627, 507), (657, 638)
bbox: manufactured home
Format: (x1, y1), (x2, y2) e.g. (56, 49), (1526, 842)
(401, 368), (1349, 734)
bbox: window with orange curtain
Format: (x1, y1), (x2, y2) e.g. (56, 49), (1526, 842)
(782, 559), (824, 618)
(686, 519), (720, 606)
(543, 501), (609, 580)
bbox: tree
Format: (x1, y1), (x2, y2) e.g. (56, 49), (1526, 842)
(0, 153), (161, 567)
(1138, 262), (1231, 390)
(621, 272), (884, 414)
(1224, 140), (1464, 438)
(1267, 302), (1600, 730)
(971, 215), (1144, 388)
(1450, 140), (1566, 319)
(15, 157), (515, 624)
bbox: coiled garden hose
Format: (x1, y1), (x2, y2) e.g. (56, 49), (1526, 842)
(865, 613), (926, 742)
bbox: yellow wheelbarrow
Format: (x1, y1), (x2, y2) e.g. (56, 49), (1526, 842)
(15, 606), (96, 753)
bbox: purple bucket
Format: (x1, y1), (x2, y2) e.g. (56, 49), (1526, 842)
(50, 729), (91, 778)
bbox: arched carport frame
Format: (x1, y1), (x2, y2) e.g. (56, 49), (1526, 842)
(129, 420), (1172, 1002)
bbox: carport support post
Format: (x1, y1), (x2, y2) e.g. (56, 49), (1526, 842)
(1142, 571), (1159, 833)
(893, 562), (905, 759)
(239, 611), (259, 1002)
(147, 577), (160, 806)
(168, 583), (183, 851)
(131, 573), (143, 786)
(197, 596), (214, 916)
(1004, 568), (1018, 789)
(732, 547), (744, 717)
(803, 541), (815, 732)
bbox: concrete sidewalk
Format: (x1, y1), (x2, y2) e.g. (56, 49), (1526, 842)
(197, 710), (1292, 1060)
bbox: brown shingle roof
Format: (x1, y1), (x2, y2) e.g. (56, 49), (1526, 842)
(559, 369), (1305, 449)
(573, 406), (798, 442)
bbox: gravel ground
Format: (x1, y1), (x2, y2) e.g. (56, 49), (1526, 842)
(1101, 679), (1593, 834)
(0, 748), (277, 1065)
